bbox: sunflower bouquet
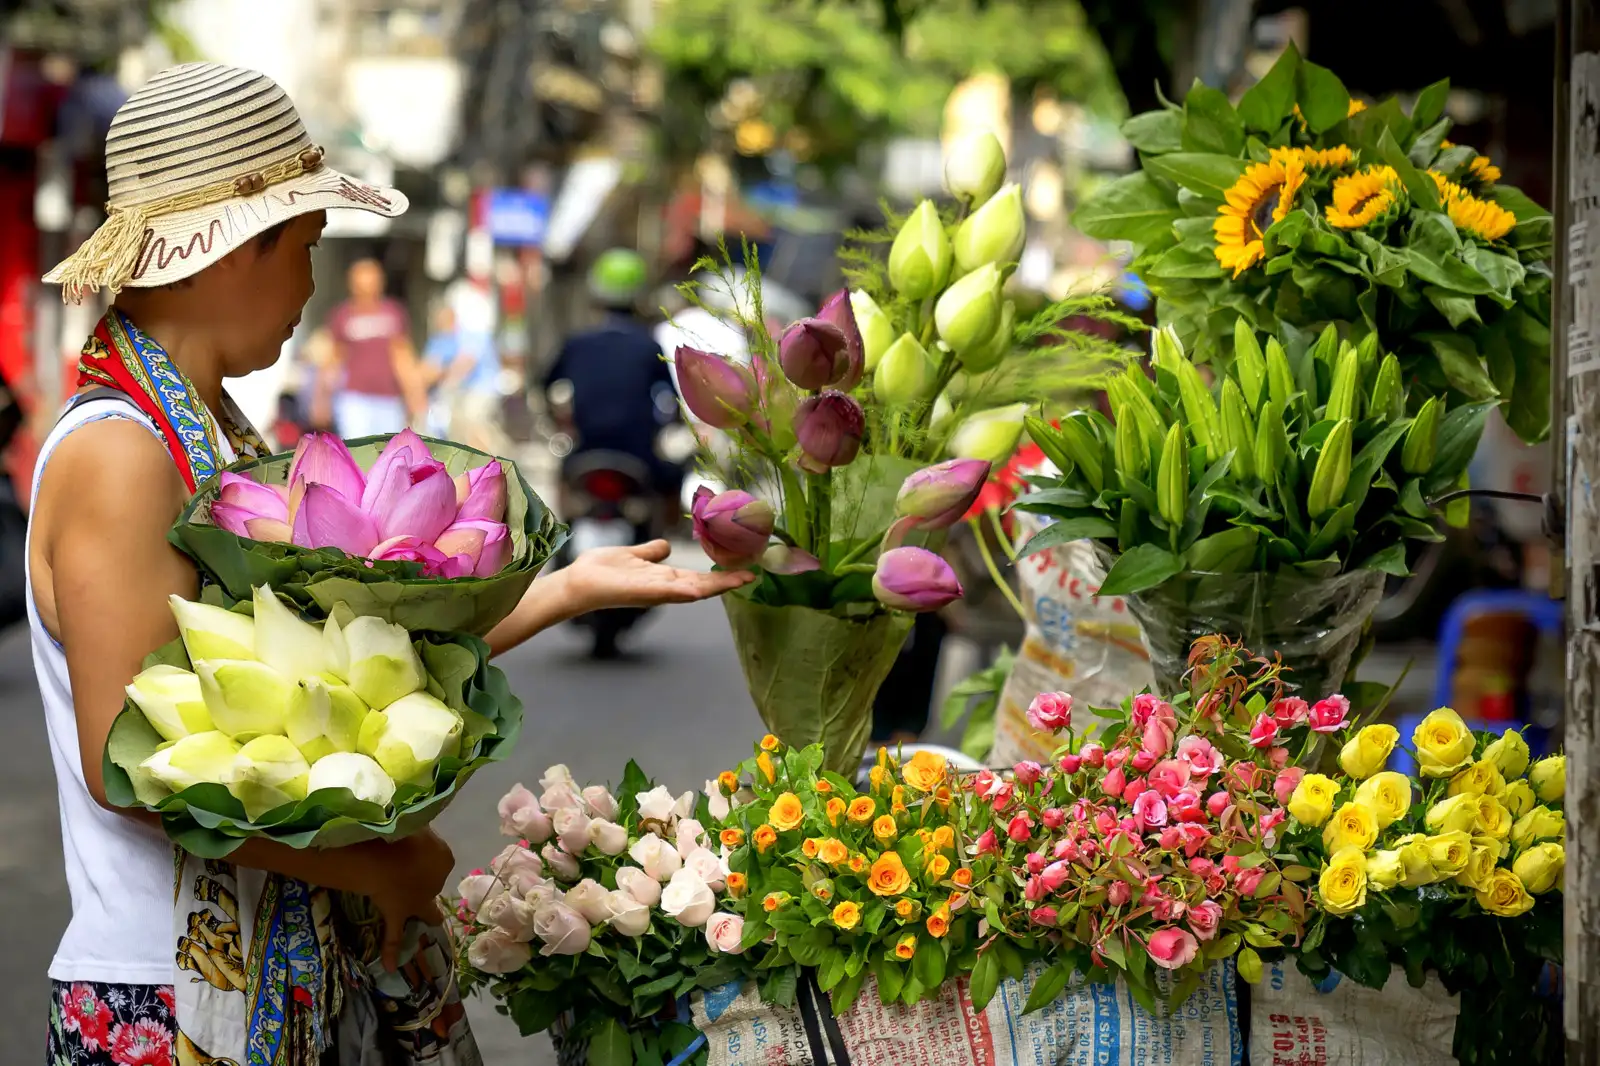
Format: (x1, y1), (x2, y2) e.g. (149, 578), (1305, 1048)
(1076, 44), (1552, 444)
(1278, 710), (1565, 1066)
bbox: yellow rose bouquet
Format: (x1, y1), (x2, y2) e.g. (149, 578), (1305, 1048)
(1280, 707), (1563, 1066)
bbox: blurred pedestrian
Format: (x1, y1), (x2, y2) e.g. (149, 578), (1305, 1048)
(312, 258), (428, 437)
(422, 301), (509, 455)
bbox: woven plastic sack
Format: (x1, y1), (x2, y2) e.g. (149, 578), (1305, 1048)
(1250, 961), (1457, 1066)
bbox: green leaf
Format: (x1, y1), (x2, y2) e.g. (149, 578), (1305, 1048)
(1148, 241), (1225, 279)
(1122, 109), (1183, 154)
(1421, 332), (1499, 400)
(1126, 973), (1159, 1015)
(817, 947), (847, 992)
(1491, 183), (1551, 222)
(1237, 43), (1299, 132)
(1142, 152), (1250, 200)
(875, 959), (905, 1005)
(832, 962), (868, 1015)
(1097, 543), (1184, 596)
(1305, 503), (1356, 558)
(1425, 286), (1481, 328)
(1186, 526), (1259, 573)
(1074, 171), (1179, 245)
(1016, 516), (1118, 558)
(589, 1018), (635, 1066)
(1182, 82), (1246, 155)
(1295, 60), (1350, 132)
(1377, 129), (1441, 211)
(1345, 417), (1412, 511)
(1022, 960), (1073, 1015)
(1362, 542), (1410, 575)
(617, 759), (653, 822)
(1426, 401), (1498, 490)
(969, 951), (1002, 1011)
(1411, 78), (1451, 131)
(912, 941), (947, 990)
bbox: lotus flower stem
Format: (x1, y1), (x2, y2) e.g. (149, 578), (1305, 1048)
(833, 537), (878, 571)
(970, 514), (1027, 620)
(987, 506), (1018, 563)
(778, 466), (810, 550)
(806, 472), (831, 556)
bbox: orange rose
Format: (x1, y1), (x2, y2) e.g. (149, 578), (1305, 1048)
(718, 770), (740, 794)
(753, 825), (777, 852)
(770, 792), (804, 831)
(892, 786), (908, 814)
(952, 868), (973, 887)
(903, 751), (948, 792)
(869, 852), (912, 897)
(934, 786), (952, 809)
(814, 779), (833, 793)
(760, 734), (781, 752)
(726, 872), (748, 897)
(926, 906), (951, 938)
(848, 853), (868, 874)
(818, 839), (849, 866)
(895, 898), (920, 920)
(802, 837), (821, 858)
(757, 752), (776, 784)
(763, 892), (788, 912)
(894, 933), (917, 960)
(832, 901), (861, 930)
(925, 854), (951, 880)
(826, 797), (847, 825)
(720, 827), (745, 848)
(848, 797), (876, 823)
(873, 815), (898, 843)
(930, 826), (954, 851)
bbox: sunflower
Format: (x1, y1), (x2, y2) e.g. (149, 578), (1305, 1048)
(1447, 193), (1517, 242)
(1429, 170), (1464, 202)
(1347, 98), (1368, 117)
(1465, 155), (1502, 190)
(1326, 166), (1403, 229)
(1273, 144), (1356, 173)
(1214, 154), (1307, 276)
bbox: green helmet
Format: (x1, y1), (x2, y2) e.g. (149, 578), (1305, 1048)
(588, 248), (647, 306)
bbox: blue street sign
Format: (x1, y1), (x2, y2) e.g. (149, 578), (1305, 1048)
(485, 188), (550, 247)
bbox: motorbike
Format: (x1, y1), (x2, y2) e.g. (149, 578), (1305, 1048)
(555, 449), (664, 658)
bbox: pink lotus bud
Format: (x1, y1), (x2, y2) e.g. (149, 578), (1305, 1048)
(872, 546), (962, 612)
(1130, 749), (1156, 773)
(778, 318), (850, 391)
(288, 431), (366, 507)
(216, 472), (289, 524)
(1058, 754), (1083, 775)
(1206, 791), (1231, 818)
(455, 462), (508, 523)
(292, 482), (380, 556)
(368, 535), (475, 578)
(1107, 880), (1131, 907)
(1041, 807), (1066, 829)
(676, 346), (757, 428)
(360, 429), (430, 512)
(691, 487), (774, 568)
(1025, 851), (1046, 876)
(815, 289), (865, 390)
(1030, 906), (1059, 927)
(1080, 744), (1105, 768)
(368, 458), (457, 545)
(794, 390), (865, 473)
(895, 458), (992, 531)
(1308, 694), (1351, 733)
(1248, 712), (1280, 749)
(974, 829), (999, 856)
(1101, 767), (1127, 799)
(760, 544), (821, 575)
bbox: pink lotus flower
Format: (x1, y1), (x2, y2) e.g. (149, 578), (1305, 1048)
(778, 318), (851, 391)
(1177, 736), (1221, 777)
(293, 483), (380, 555)
(212, 472), (292, 541)
(1273, 767), (1305, 806)
(872, 546), (963, 612)
(1248, 712), (1279, 749)
(1272, 696), (1310, 727)
(288, 432), (366, 506)
(1308, 694), (1351, 733)
(1188, 900), (1223, 941)
(1101, 766), (1127, 799)
(1080, 743), (1105, 768)
(1041, 807), (1066, 829)
(897, 458), (992, 532)
(1169, 789), (1205, 823)
(435, 519), (513, 577)
(692, 487), (775, 568)
(1107, 880), (1131, 906)
(1007, 813), (1035, 843)
(1148, 760), (1189, 799)
(1133, 790), (1168, 830)
(1030, 907), (1059, 927)
(1147, 927), (1199, 970)
(455, 462), (508, 523)
(1058, 753), (1083, 774)
(1012, 760), (1043, 787)
(374, 458), (458, 545)
(369, 535), (475, 578)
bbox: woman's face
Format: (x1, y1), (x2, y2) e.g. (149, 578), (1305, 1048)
(216, 211), (326, 376)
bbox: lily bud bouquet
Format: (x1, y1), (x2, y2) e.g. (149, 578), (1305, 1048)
(676, 133), (1132, 771)
(103, 585), (521, 856)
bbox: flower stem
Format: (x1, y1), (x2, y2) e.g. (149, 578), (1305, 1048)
(779, 465), (810, 549)
(834, 537), (878, 571)
(987, 506), (1018, 563)
(807, 471), (832, 557)
(971, 516), (1027, 620)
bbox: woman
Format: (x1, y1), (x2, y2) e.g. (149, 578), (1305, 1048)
(33, 63), (748, 1063)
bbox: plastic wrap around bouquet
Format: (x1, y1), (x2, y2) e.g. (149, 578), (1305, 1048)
(103, 585), (522, 857)
(171, 429), (566, 635)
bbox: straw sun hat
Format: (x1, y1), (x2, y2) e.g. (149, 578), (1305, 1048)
(45, 62), (408, 303)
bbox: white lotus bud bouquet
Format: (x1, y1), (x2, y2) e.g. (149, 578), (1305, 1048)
(455, 764), (759, 1063)
(103, 584), (521, 855)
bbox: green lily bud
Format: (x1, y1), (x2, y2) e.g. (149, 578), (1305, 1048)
(1221, 378), (1257, 481)
(851, 291), (895, 372)
(227, 734), (311, 820)
(1311, 324), (1340, 370)
(1355, 332), (1381, 387)
(196, 659), (294, 739)
(1254, 400), (1288, 485)
(948, 403), (1029, 465)
(1176, 359), (1223, 464)
(958, 299), (1014, 373)
(1156, 422), (1189, 528)
(1265, 337), (1295, 412)
(944, 131), (1007, 204)
(1111, 369), (1168, 459)
(140, 731), (240, 793)
(953, 183), (1025, 272)
(1307, 419), (1353, 520)
(1446, 470), (1470, 528)
(1053, 415), (1105, 494)
(1115, 407), (1148, 483)
(934, 263), (1003, 354)
(1324, 343), (1362, 424)
(126, 665), (213, 742)
(1369, 354), (1404, 422)
(888, 201), (952, 299)
(1402, 396), (1442, 475)
(875, 333), (938, 405)
(1233, 320), (1267, 412)
(1151, 325), (1186, 373)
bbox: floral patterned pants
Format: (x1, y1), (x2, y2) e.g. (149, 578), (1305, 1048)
(47, 981), (175, 1066)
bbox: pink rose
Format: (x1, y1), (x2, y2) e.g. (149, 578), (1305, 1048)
(1094, 810), (1118, 837)
(629, 833), (683, 882)
(973, 769), (996, 795)
(1206, 791), (1231, 818)
(1268, 746), (1290, 770)
(1101, 767), (1127, 799)
(564, 879), (613, 924)
(1105, 747), (1128, 770)
(1026, 691), (1073, 732)
(1059, 754), (1083, 774)
(705, 912), (746, 954)
(1151, 891), (1185, 922)
(1248, 712), (1279, 749)
(458, 872), (505, 914)
(1148, 759), (1189, 799)
(1188, 900), (1223, 942)
(1008, 813), (1035, 843)
(1133, 790), (1168, 830)
(552, 807), (594, 854)
(988, 781), (1016, 811)
(602, 890), (652, 936)
(582, 786), (619, 821)
(480, 894), (540, 941)
(1080, 744), (1106, 768)
(1142, 717), (1175, 757)
(676, 818), (709, 857)
(1054, 839), (1079, 862)
(539, 781), (584, 813)
(1308, 694), (1351, 733)
(1025, 851), (1047, 876)
(490, 844), (544, 881)
(1234, 866), (1266, 897)
(1273, 768), (1305, 806)
(589, 819), (629, 856)
(532, 900), (592, 956)
(1130, 749), (1157, 773)
(540, 844), (580, 881)
(1107, 880), (1131, 906)
(660, 868), (717, 928)
(1227, 761), (1266, 792)
(1122, 777), (1147, 802)
(1041, 807), (1066, 829)
(1177, 736), (1221, 778)
(1158, 826), (1181, 850)
(686, 847), (728, 892)
(497, 784), (553, 843)
(1030, 907), (1059, 927)
(1147, 927), (1199, 970)
(1169, 789), (1204, 823)
(468, 928), (533, 974)
(1260, 808), (1287, 837)
(974, 828), (999, 856)
(1013, 760), (1044, 787)
(1131, 692), (1161, 726)
(1041, 860), (1070, 893)
(1025, 875), (1048, 902)
(1271, 697), (1309, 728)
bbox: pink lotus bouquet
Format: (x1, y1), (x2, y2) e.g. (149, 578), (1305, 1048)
(962, 636), (1322, 1009)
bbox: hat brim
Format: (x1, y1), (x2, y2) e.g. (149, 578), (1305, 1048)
(44, 165), (408, 290)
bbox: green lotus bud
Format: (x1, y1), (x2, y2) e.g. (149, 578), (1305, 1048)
(357, 691), (463, 786)
(953, 183), (1025, 272)
(958, 299), (1014, 373)
(252, 584), (338, 681)
(1369, 354), (1404, 422)
(850, 291), (895, 372)
(1255, 400), (1288, 484)
(944, 131), (1006, 204)
(1157, 423), (1189, 528)
(306, 751), (396, 808)
(286, 677), (368, 763)
(948, 403), (1029, 465)
(227, 734), (310, 820)
(169, 596), (256, 662)
(1221, 378), (1257, 482)
(140, 731), (240, 792)
(1402, 396), (1442, 475)
(126, 665), (213, 742)
(332, 615), (426, 711)
(196, 659), (293, 739)
(1307, 419), (1353, 520)
(1114, 407), (1147, 483)
(1053, 415), (1104, 494)
(1175, 359), (1223, 464)
(1151, 325), (1186, 374)
(874, 333), (938, 405)
(888, 201), (952, 299)
(1265, 337), (1295, 412)
(934, 263), (1003, 354)
(1446, 470), (1471, 528)
(1323, 344), (1362, 424)
(1233, 320), (1267, 411)
(931, 391), (956, 430)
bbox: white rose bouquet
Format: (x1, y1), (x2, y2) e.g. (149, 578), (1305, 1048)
(456, 763), (758, 1063)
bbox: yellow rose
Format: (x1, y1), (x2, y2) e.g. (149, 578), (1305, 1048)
(1366, 849), (1404, 891)
(1424, 793), (1479, 835)
(1412, 707), (1475, 777)
(1447, 760), (1506, 798)
(1396, 836), (1439, 887)
(832, 900), (862, 930)
(1354, 772), (1412, 829)
(1473, 795), (1512, 841)
(1288, 773), (1339, 827)
(769, 792), (805, 832)
(1502, 779), (1537, 818)
(902, 750), (948, 793)
(1482, 729), (1531, 779)
(1512, 842), (1565, 894)
(1476, 868), (1535, 917)
(1529, 755), (1565, 803)
(1338, 724), (1399, 779)
(1424, 831), (1473, 877)
(1511, 806), (1565, 851)
(1318, 846), (1369, 915)
(1454, 843), (1498, 891)
(1472, 833), (1509, 861)
(1322, 802), (1379, 852)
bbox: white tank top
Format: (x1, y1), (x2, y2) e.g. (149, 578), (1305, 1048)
(29, 393), (238, 984)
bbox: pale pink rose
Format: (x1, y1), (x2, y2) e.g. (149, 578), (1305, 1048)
(1273, 768), (1305, 807)
(514, 873), (553, 902)
(497, 784), (552, 842)
(635, 785), (677, 823)
(468, 928), (532, 974)
(540, 782), (584, 813)
(616, 866), (663, 907)
(705, 912), (746, 954)
(552, 807), (593, 853)
(589, 819), (629, 856)
(705, 781), (731, 822)
(582, 785), (618, 820)
(1132, 790), (1168, 830)
(1177, 736), (1221, 777)
(565, 879), (613, 924)
(489, 844), (544, 883)
(1308, 695), (1350, 733)
(1026, 691), (1072, 732)
(685, 847), (727, 892)
(676, 818), (709, 857)
(458, 873), (505, 914)
(660, 868), (716, 928)
(479, 893), (539, 942)
(1271, 697), (1309, 728)
(539, 763), (579, 792)
(629, 833), (683, 882)
(532, 900), (592, 956)
(1248, 712), (1279, 749)
(1147, 927), (1199, 970)
(603, 890), (652, 936)
(1188, 900), (1224, 941)
(673, 791), (697, 821)
(540, 843), (580, 881)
